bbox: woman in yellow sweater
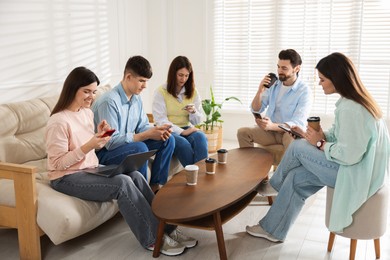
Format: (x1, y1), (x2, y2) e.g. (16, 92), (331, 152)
(152, 56), (208, 166)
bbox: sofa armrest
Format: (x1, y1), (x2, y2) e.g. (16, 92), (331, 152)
(0, 162), (42, 259)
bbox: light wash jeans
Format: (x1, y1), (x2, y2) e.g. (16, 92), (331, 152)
(259, 139), (340, 241)
(172, 127), (208, 166)
(96, 135), (175, 185)
(50, 171), (175, 248)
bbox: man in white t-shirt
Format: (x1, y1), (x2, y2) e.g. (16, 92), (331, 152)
(237, 49), (312, 162)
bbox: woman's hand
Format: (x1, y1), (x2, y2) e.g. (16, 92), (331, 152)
(290, 126), (305, 139)
(97, 120), (111, 136)
(81, 134), (110, 154)
(180, 127), (198, 136)
(183, 104), (196, 114)
(304, 126), (325, 146)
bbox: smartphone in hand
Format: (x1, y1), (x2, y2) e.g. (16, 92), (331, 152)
(278, 125), (303, 138)
(182, 104), (195, 110)
(101, 129), (116, 137)
(252, 112), (262, 119)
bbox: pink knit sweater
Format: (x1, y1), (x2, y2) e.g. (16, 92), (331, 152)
(46, 108), (99, 180)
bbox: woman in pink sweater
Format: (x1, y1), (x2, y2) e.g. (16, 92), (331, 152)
(46, 67), (197, 256)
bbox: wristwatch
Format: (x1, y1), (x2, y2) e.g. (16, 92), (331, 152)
(316, 139), (325, 150)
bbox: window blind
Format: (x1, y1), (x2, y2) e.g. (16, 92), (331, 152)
(214, 0), (390, 119)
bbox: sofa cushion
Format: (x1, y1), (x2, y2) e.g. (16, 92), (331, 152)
(0, 97), (54, 164)
(36, 180), (118, 245)
(0, 178), (119, 245)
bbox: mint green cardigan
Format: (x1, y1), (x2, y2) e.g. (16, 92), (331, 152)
(324, 97), (390, 232)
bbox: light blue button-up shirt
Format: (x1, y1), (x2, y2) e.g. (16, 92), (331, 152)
(256, 76), (312, 129)
(92, 83), (151, 150)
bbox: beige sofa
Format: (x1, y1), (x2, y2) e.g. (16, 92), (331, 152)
(0, 85), (183, 259)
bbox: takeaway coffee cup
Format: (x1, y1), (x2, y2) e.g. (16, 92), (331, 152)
(217, 149), (228, 164)
(205, 158), (217, 174)
(185, 165), (199, 185)
(264, 73), (278, 88)
(307, 116), (321, 131)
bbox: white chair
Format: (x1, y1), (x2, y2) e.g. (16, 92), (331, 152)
(325, 185), (389, 260)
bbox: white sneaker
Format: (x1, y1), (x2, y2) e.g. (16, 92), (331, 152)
(146, 234), (186, 256)
(246, 224), (282, 242)
(256, 182), (278, 196)
(169, 229), (198, 248)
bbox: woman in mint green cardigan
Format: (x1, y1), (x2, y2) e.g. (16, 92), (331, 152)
(152, 56), (208, 166)
(246, 52), (389, 242)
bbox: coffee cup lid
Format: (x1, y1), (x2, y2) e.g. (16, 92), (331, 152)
(217, 149), (228, 153)
(307, 116), (320, 122)
(185, 165), (199, 171)
(268, 72), (278, 80)
(205, 158), (217, 163)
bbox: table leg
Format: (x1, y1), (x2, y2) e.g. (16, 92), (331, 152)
(153, 220), (165, 258)
(213, 212), (227, 260)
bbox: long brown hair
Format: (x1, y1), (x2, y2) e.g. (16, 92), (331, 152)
(51, 67), (100, 116)
(166, 56), (195, 99)
(316, 52), (382, 119)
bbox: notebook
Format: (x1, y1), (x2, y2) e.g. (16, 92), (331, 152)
(84, 149), (157, 177)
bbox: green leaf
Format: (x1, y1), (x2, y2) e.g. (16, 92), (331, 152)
(201, 85), (242, 130)
(224, 96), (242, 103)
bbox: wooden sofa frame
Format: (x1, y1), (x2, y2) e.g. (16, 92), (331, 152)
(0, 162), (44, 260)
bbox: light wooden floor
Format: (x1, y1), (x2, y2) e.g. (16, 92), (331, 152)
(1, 140), (389, 260)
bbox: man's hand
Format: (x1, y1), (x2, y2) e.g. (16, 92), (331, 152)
(259, 74), (273, 91)
(256, 117), (278, 131)
(147, 124), (172, 141)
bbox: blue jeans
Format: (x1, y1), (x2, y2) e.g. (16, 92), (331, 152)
(50, 171), (175, 248)
(259, 139), (340, 241)
(96, 135), (175, 185)
(172, 128), (208, 166)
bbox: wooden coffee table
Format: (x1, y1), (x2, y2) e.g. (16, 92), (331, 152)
(152, 148), (273, 260)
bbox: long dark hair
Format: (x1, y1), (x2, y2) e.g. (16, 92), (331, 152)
(51, 67), (100, 116)
(316, 52), (382, 119)
(166, 56), (195, 99)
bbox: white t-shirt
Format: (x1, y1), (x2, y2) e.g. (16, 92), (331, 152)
(273, 84), (290, 123)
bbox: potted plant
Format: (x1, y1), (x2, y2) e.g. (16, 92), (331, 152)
(200, 86), (241, 152)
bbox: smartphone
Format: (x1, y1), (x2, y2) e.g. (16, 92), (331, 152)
(252, 112), (262, 119)
(278, 125), (303, 138)
(182, 104), (195, 110)
(101, 129), (116, 137)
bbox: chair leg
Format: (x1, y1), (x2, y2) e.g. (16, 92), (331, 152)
(374, 238), (380, 259)
(267, 196), (273, 205)
(327, 232), (335, 252)
(349, 239), (357, 260)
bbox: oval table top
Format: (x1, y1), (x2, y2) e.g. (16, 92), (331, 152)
(152, 147), (273, 222)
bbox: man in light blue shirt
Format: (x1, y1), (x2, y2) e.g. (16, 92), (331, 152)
(237, 49), (312, 160)
(92, 56), (175, 193)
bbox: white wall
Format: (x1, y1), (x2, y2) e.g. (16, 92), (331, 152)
(0, 0), (260, 141)
(0, 0), (123, 103)
(143, 0), (214, 111)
